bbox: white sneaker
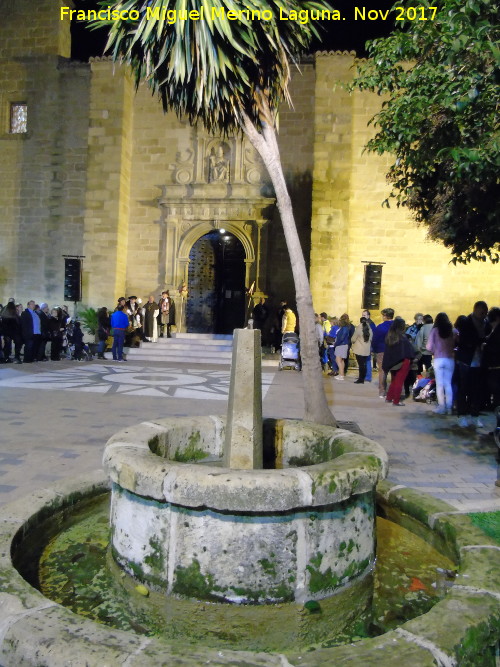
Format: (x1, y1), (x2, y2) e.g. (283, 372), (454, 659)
(433, 406), (446, 415)
(458, 416), (469, 428)
(334, 375), (344, 381)
(473, 417), (484, 428)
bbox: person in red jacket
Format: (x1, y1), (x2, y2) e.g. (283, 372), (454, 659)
(383, 317), (416, 406)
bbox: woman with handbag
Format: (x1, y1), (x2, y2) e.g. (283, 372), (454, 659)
(383, 317), (416, 406)
(352, 317), (373, 384)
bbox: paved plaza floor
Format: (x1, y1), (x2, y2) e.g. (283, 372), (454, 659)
(1, 358), (499, 512)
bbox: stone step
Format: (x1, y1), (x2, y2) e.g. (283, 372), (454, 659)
(172, 333), (233, 341)
(125, 350), (233, 364)
(143, 341), (233, 352)
(124, 331), (277, 366)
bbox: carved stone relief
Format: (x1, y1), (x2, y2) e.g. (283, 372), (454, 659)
(207, 142), (230, 183)
(173, 148), (194, 184)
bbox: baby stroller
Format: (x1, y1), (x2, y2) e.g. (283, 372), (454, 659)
(412, 376), (437, 404)
(279, 332), (301, 371)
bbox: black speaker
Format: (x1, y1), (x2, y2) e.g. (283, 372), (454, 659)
(64, 258), (82, 302)
(362, 264), (382, 310)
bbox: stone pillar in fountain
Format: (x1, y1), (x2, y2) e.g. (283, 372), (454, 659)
(223, 328), (263, 469)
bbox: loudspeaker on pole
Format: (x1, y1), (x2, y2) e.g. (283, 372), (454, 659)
(362, 264), (383, 310)
(64, 258), (82, 302)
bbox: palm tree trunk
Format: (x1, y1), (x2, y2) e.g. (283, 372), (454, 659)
(242, 112), (337, 427)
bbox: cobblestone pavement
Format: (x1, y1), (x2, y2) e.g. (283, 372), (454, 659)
(1, 358), (499, 511)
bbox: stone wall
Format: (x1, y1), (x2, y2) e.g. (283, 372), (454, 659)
(82, 59), (134, 306)
(0, 0), (88, 306)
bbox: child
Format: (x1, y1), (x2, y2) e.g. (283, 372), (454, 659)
(71, 321), (84, 361)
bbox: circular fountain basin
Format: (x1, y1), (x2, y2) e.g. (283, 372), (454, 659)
(104, 417), (388, 607)
(1, 473), (499, 666)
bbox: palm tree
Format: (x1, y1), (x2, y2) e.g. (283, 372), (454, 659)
(93, 0), (336, 426)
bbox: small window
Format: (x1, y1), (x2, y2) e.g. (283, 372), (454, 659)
(10, 103), (27, 133)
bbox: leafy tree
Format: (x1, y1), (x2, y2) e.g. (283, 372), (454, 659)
(351, 0), (500, 263)
(91, 0), (336, 425)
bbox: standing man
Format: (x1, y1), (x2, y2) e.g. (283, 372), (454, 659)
(361, 309), (377, 382)
(110, 305), (128, 362)
(114, 297), (127, 312)
(143, 295), (159, 342)
(372, 307), (395, 398)
(36, 303), (51, 361)
(252, 297), (269, 344)
(158, 290), (176, 338)
(20, 300), (42, 363)
(455, 300), (489, 428)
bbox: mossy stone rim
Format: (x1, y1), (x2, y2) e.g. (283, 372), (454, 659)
(103, 416), (388, 510)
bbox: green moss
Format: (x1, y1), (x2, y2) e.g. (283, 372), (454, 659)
(304, 600), (321, 613)
(143, 536), (165, 574)
(347, 539), (357, 554)
(468, 511), (500, 544)
(148, 434), (161, 455)
(173, 431), (208, 463)
(172, 559), (216, 600)
(328, 477), (338, 493)
(259, 558), (277, 577)
(231, 581), (293, 603)
(307, 551), (370, 594)
(288, 455), (315, 467)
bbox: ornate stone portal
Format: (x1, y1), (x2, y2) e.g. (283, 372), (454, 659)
(157, 135), (275, 330)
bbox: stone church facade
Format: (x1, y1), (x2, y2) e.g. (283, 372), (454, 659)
(1, 0), (497, 332)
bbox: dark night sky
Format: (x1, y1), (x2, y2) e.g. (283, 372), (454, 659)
(70, 0), (396, 61)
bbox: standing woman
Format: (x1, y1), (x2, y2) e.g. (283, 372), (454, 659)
(1, 302), (23, 363)
(333, 314), (351, 381)
(351, 317), (373, 384)
(426, 312), (457, 415)
(49, 308), (65, 361)
(415, 314), (434, 372)
(383, 317), (416, 406)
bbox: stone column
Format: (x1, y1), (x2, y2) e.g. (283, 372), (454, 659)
(223, 329), (263, 470)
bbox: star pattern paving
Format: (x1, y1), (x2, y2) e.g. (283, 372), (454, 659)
(0, 365), (274, 400)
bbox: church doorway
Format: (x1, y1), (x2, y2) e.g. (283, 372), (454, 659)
(186, 230), (246, 334)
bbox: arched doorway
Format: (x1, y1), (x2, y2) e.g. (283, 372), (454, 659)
(186, 230), (246, 334)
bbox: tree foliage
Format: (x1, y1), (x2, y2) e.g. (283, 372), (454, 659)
(94, 0), (330, 132)
(351, 0), (500, 263)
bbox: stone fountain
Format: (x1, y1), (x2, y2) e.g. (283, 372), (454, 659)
(0, 329), (499, 665)
(105, 329), (387, 648)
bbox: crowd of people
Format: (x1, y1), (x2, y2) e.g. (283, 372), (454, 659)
(313, 301), (500, 427)
(0, 300), (78, 363)
(0, 291), (177, 364)
(2, 294), (499, 428)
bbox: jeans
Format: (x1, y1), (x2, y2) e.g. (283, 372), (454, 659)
(97, 339), (106, 356)
(23, 335), (41, 363)
(355, 354), (369, 382)
(112, 329), (125, 360)
(327, 347), (339, 372)
(456, 362), (485, 417)
(433, 357), (455, 410)
(365, 354), (372, 382)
